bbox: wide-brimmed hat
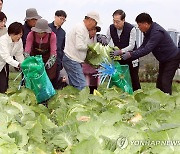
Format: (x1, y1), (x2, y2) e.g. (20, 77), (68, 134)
(86, 11), (101, 24)
(31, 19), (52, 33)
(24, 8), (42, 21)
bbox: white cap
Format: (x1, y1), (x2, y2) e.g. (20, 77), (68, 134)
(86, 11), (101, 24)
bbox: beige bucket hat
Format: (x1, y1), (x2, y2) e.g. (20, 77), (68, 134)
(86, 11), (101, 24)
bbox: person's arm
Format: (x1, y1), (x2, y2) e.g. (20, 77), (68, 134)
(0, 39), (20, 68)
(14, 39), (24, 63)
(106, 27), (111, 44)
(24, 31), (34, 56)
(75, 26), (88, 51)
(45, 32), (57, 69)
(131, 30), (164, 59)
(50, 32), (57, 56)
(97, 34), (108, 45)
(121, 27), (136, 53)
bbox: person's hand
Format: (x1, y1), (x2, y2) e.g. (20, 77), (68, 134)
(18, 63), (21, 68)
(45, 61), (52, 69)
(14, 63), (21, 71)
(97, 34), (108, 46)
(110, 50), (123, 58)
(45, 55), (56, 69)
(121, 52), (131, 60)
(24, 52), (30, 59)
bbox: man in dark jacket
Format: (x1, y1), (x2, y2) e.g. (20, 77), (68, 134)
(49, 10), (67, 89)
(119, 13), (180, 95)
(22, 8), (41, 49)
(108, 9), (141, 91)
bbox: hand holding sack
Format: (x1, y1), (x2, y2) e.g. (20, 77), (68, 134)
(97, 34), (108, 46)
(110, 50), (123, 58)
(121, 52), (131, 60)
(45, 55), (56, 69)
(21, 55), (56, 103)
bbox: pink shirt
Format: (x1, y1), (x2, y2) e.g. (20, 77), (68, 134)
(25, 31), (57, 56)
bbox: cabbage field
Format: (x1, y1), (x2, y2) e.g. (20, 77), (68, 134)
(0, 73), (180, 154)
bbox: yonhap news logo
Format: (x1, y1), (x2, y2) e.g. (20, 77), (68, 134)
(117, 136), (128, 149)
(116, 136), (180, 149)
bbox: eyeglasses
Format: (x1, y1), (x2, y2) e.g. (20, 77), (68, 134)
(113, 19), (122, 24)
(58, 17), (66, 22)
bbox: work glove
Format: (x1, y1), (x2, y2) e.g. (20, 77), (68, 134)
(121, 52), (131, 60)
(97, 34), (108, 46)
(110, 50), (123, 58)
(45, 55), (56, 69)
(24, 52), (30, 59)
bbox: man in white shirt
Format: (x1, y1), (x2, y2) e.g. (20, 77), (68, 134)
(62, 11), (101, 90)
(0, 22), (24, 93)
(108, 9), (141, 91)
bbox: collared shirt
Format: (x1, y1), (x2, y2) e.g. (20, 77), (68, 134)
(106, 27), (136, 53)
(0, 33), (24, 71)
(64, 22), (90, 63)
(25, 31), (57, 56)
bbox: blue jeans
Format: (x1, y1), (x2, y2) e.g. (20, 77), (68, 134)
(62, 55), (87, 90)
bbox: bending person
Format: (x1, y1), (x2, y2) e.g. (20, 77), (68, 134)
(0, 22), (24, 93)
(119, 13), (180, 95)
(24, 19), (57, 86)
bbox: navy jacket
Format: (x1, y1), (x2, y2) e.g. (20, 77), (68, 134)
(131, 22), (179, 63)
(49, 22), (66, 66)
(22, 22), (32, 49)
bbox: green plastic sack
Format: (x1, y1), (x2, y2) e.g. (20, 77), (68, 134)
(21, 55), (56, 103)
(109, 62), (133, 94)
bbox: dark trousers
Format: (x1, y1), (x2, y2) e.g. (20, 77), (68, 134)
(156, 52), (180, 95)
(89, 86), (97, 94)
(0, 64), (9, 93)
(51, 64), (68, 90)
(119, 59), (141, 91)
(51, 64), (61, 89)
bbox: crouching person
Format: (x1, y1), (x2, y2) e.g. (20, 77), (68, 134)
(0, 22), (24, 93)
